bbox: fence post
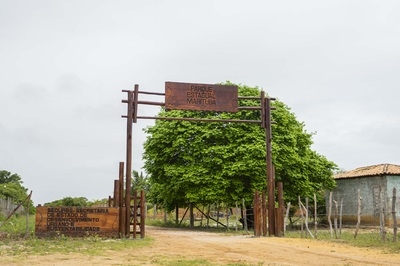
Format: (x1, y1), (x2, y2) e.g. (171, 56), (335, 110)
(354, 189), (361, 239)
(379, 185), (386, 242)
(299, 199), (314, 239)
(284, 202), (291, 233)
(339, 198), (343, 237)
(235, 202), (239, 231)
(262, 190), (267, 236)
(25, 205), (29, 237)
(328, 192), (333, 239)
(333, 199), (338, 239)
(392, 187), (397, 242)
(242, 199), (248, 232)
(305, 197), (309, 238)
(298, 196), (304, 238)
(314, 193), (318, 238)
(277, 183), (284, 237)
(254, 191), (260, 237)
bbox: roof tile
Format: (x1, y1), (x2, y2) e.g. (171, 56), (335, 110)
(334, 164), (400, 179)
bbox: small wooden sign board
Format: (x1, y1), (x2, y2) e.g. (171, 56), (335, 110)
(35, 206), (119, 237)
(165, 82), (238, 112)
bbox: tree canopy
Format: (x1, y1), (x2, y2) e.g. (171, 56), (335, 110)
(0, 171), (22, 184)
(143, 83), (336, 210)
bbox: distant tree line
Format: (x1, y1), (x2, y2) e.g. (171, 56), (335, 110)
(43, 197), (108, 207)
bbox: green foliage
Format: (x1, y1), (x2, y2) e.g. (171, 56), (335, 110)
(0, 183), (27, 202)
(0, 170), (22, 184)
(131, 170), (149, 194)
(143, 82), (337, 210)
(0, 170), (34, 214)
(89, 198), (109, 206)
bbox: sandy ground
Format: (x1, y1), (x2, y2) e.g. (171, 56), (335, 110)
(3, 226), (400, 265)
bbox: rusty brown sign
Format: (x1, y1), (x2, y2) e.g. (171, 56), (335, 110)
(165, 82), (238, 112)
(35, 206), (119, 237)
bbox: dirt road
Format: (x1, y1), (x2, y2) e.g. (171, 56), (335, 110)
(6, 226), (400, 265)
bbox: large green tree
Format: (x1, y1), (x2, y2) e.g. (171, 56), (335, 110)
(143, 83), (336, 210)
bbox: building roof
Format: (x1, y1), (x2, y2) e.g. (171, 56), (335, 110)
(334, 164), (400, 179)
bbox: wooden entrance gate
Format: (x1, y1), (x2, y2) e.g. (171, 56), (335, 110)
(121, 81), (281, 236)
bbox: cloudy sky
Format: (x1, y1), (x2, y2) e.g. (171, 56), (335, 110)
(1, 1), (399, 205)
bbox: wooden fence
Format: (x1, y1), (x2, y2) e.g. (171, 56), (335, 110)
(293, 187), (399, 242)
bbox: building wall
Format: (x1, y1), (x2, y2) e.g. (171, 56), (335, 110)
(385, 175), (400, 221)
(328, 175), (387, 225)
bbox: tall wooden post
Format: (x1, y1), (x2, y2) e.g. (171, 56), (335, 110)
(265, 96), (275, 236)
(125, 89), (134, 236)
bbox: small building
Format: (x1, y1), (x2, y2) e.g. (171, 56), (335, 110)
(329, 163), (400, 226)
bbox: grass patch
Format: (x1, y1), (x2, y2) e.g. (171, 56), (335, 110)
(0, 235), (153, 257)
(0, 214), (35, 238)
